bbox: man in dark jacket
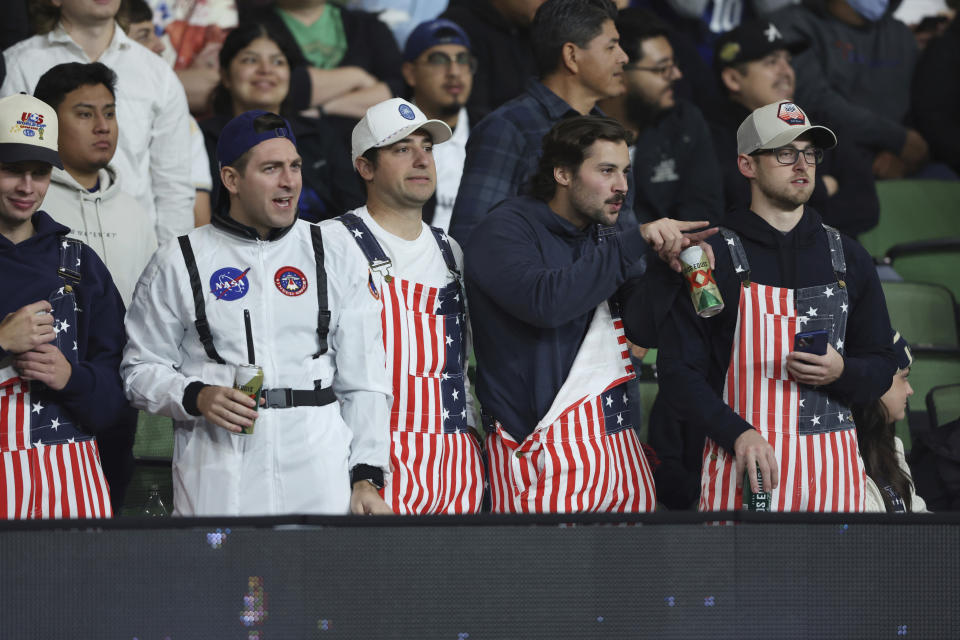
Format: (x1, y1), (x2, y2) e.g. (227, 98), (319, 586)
(0, 93), (133, 518)
(771, 0), (929, 178)
(709, 18), (879, 236)
(601, 8), (723, 226)
(641, 100), (896, 512)
(441, 0), (543, 115)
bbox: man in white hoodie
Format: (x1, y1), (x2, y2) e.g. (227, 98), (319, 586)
(34, 62), (157, 307)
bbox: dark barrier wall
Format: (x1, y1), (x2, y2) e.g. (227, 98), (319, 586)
(3, 513), (959, 638)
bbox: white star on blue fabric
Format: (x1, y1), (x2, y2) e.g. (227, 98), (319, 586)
(811, 415), (821, 426)
(460, 409), (467, 419)
(616, 413), (624, 426)
(441, 372), (449, 380)
(60, 320), (70, 332)
(837, 339), (844, 349)
(351, 228), (363, 238)
(841, 303), (848, 313)
(823, 286), (834, 298)
(727, 238), (735, 246)
(605, 395), (613, 407)
(452, 389), (460, 401)
(806, 307), (818, 317)
(61, 241), (68, 249)
(445, 334), (453, 346)
(442, 408), (450, 420)
(622, 393), (629, 405)
(735, 266), (745, 273)
(799, 399), (805, 408)
(50, 418), (60, 431)
(32, 402), (44, 414)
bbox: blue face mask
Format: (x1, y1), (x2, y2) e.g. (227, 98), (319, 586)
(846, 0), (889, 22)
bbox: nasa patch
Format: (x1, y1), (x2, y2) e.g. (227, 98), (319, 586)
(398, 103), (416, 120)
(210, 267), (251, 301)
(274, 266), (308, 296)
(777, 102), (805, 126)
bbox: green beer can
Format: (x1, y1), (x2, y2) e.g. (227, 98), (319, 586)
(233, 363), (263, 435)
(680, 245), (724, 318)
(743, 466), (771, 512)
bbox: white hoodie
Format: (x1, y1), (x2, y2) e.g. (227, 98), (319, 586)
(43, 166), (158, 307)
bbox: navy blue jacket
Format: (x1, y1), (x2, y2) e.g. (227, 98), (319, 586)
(465, 196), (648, 441)
(0, 212), (130, 433)
(636, 205), (896, 453)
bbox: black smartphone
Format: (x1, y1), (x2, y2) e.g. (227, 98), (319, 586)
(794, 329), (828, 355)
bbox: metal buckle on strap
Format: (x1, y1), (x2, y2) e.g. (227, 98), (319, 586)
(263, 388), (292, 409)
(370, 258), (393, 282)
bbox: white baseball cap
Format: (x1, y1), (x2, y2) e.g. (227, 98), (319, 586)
(351, 98), (452, 166)
(737, 100), (837, 156)
(0, 93), (62, 168)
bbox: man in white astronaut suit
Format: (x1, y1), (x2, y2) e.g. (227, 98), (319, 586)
(121, 110), (392, 516)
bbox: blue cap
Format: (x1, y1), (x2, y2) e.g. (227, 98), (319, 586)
(891, 330), (913, 371)
(403, 18), (471, 62)
(217, 110), (297, 169)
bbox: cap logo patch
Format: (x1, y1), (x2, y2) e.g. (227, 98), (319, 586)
(12, 112), (46, 140)
(764, 23), (782, 43)
(274, 266), (308, 297)
(777, 102), (805, 125)
(210, 267), (251, 301)
(398, 104), (416, 120)
(719, 42), (741, 63)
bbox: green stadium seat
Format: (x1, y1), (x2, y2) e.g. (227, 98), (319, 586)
(858, 180), (960, 258)
(880, 280), (959, 347)
(926, 383), (960, 429)
(885, 238), (960, 305)
(902, 349), (960, 452)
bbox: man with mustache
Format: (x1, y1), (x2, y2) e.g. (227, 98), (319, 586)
(122, 110), (392, 516)
(709, 18), (879, 237)
(466, 115), (712, 513)
(653, 101), (896, 513)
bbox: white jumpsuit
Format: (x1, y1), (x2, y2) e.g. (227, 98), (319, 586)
(121, 219), (391, 516)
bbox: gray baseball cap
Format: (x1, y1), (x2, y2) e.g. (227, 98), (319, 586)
(737, 100), (837, 155)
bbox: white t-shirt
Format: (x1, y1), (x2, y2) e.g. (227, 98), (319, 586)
(430, 107), (469, 233)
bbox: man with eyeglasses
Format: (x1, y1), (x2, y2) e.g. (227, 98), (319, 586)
(709, 19), (879, 238)
(648, 100), (896, 513)
(400, 18), (482, 232)
(600, 9), (722, 227)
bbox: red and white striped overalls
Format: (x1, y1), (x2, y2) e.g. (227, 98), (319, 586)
(338, 214), (484, 514)
(485, 300), (656, 513)
(700, 226), (866, 512)
(0, 239), (111, 519)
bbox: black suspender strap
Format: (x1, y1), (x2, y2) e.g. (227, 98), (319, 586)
(178, 235), (226, 364)
(310, 224), (331, 357)
(720, 227), (752, 287)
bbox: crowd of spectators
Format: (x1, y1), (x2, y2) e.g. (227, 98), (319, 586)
(0, 0), (956, 518)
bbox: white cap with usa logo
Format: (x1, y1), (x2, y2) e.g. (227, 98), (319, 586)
(0, 93), (62, 169)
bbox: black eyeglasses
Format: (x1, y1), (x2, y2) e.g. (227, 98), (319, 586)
(756, 147), (824, 166)
(423, 51), (478, 73)
(623, 60), (678, 78)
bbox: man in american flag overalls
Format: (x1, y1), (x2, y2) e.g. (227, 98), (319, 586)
(323, 98), (485, 513)
(466, 115), (713, 513)
(654, 101), (897, 511)
(0, 93), (130, 518)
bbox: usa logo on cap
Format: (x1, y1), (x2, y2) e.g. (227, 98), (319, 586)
(777, 102), (805, 126)
(398, 104), (416, 120)
(274, 266), (308, 296)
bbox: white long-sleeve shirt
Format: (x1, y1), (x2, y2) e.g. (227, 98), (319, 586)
(2, 23), (194, 245)
(121, 218), (391, 515)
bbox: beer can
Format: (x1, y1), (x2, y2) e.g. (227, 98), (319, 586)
(743, 467), (770, 512)
(233, 364), (263, 435)
(679, 245), (724, 318)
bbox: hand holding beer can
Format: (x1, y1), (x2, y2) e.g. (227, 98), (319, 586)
(679, 245), (724, 318)
(233, 363), (263, 435)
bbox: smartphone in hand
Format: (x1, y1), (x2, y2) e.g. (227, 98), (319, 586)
(793, 329), (828, 355)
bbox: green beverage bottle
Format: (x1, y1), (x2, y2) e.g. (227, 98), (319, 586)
(743, 466), (770, 512)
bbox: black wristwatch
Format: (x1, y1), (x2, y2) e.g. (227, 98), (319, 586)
(350, 464), (384, 490)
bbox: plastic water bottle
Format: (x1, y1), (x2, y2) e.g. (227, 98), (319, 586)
(140, 484), (169, 517)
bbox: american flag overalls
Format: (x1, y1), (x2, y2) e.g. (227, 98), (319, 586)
(0, 238), (111, 518)
(700, 226), (867, 511)
(338, 214), (484, 514)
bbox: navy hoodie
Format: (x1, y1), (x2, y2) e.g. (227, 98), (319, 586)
(637, 205), (896, 452)
(0, 211), (130, 433)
